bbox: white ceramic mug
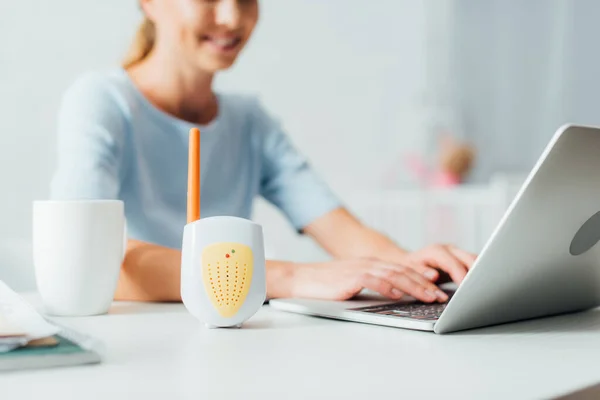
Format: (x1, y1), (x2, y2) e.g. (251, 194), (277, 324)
(32, 200), (126, 316)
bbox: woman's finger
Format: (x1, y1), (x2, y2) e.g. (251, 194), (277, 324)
(424, 245), (469, 284)
(379, 258), (440, 282)
(357, 273), (404, 300)
(403, 262), (440, 282)
(447, 245), (478, 269)
(369, 267), (438, 303)
(377, 262), (446, 300)
(401, 268), (449, 302)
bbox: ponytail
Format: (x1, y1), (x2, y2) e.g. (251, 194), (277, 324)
(122, 17), (155, 68)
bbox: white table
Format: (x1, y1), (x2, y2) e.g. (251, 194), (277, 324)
(4, 296), (600, 400)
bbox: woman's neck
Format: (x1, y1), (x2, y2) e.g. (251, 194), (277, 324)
(126, 47), (218, 125)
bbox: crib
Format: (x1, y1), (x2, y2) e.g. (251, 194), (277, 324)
(344, 183), (514, 253)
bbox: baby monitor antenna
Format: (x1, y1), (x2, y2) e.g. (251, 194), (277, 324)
(187, 128), (200, 223)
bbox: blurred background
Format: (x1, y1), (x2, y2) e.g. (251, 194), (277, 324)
(2, 0), (600, 290)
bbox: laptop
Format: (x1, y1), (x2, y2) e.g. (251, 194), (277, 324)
(269, 124), (600, 334)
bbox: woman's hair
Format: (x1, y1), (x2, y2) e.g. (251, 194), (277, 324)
(122, 17), (156, 69)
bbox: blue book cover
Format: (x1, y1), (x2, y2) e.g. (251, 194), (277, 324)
(0, 328), (102, 372)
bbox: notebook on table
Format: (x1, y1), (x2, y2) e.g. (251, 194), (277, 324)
(0, 280), (103, 372)
(0, 326), (102, 372)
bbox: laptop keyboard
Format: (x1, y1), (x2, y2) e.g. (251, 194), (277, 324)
(349, 289), (456, 321)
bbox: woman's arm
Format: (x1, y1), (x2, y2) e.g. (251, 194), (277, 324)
(115, 239), (183, 302)
(115, 239), (297, 302)
(51, 74), (127, 200)
(114, 236), (453, 303)
(301, 207), (410, 259)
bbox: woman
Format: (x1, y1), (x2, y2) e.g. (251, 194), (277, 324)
(51, 0), (476, 303)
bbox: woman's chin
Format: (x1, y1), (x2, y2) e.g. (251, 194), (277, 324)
(196, 54), (240, 73)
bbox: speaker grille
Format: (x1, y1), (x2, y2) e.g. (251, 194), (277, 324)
(202, 242), (253, 318)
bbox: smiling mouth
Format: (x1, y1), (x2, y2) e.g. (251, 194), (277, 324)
(202, 35), (242, 53)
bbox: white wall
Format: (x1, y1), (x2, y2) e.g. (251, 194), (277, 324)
(446, 0), (600, 181)
(0, 0), (439, 289)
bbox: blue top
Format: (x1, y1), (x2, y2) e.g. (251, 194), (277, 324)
(50, 69), (341, 249)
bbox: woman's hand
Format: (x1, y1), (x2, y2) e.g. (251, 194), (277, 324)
(286, 258), (450, 302)
(388, 244), (477, 285)
(303, 208), (478, 288)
